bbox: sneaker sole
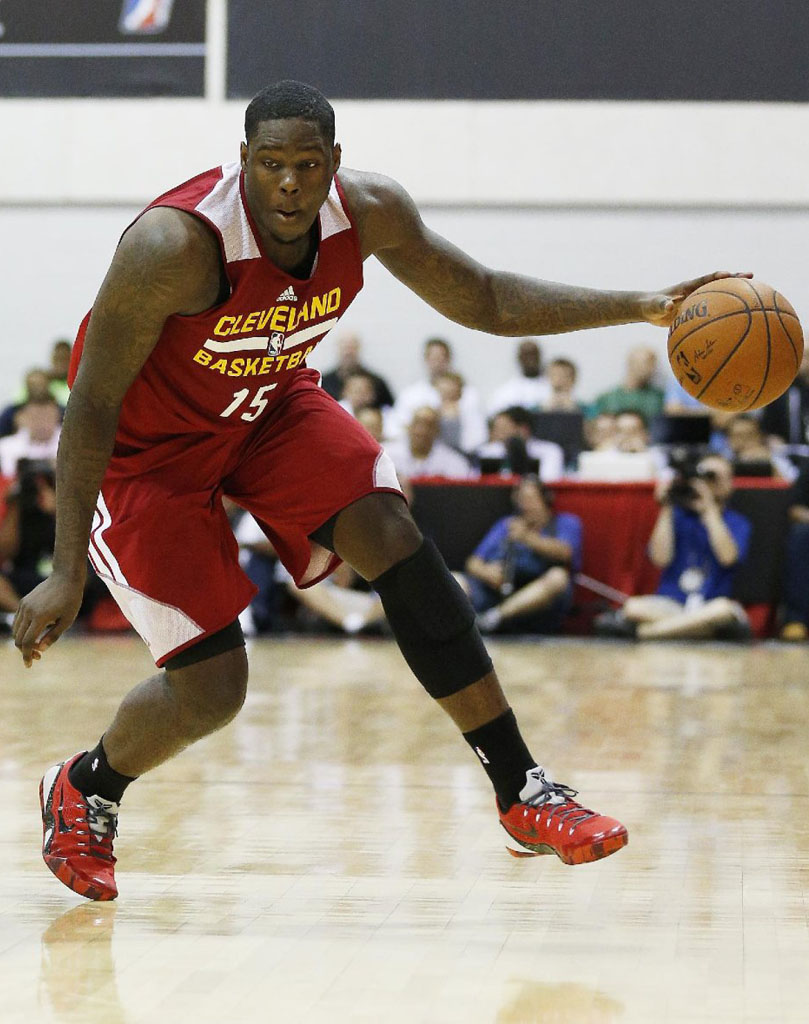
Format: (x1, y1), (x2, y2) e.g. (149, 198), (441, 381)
(39, 765), (117, 902)
(503, 826), (628, 865)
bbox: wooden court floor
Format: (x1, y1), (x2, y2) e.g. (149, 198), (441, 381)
(2, 633), (809, 1024)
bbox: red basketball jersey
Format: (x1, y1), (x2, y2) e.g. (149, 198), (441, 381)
(70, 163), (364, 446)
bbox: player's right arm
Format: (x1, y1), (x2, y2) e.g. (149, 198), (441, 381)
(13, 208), (223, 667)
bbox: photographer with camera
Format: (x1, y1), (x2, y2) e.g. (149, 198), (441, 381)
(0, 458), (57, 625)
(595, 455), (752, 639)
(459, 475), (582, 635)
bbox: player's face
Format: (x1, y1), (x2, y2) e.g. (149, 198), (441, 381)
(241, 118), (341, 249)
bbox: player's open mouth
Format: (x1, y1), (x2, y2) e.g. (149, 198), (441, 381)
(276, 209), (300, 220)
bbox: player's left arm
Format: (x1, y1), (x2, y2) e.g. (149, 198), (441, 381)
(352, 172), (748, 336)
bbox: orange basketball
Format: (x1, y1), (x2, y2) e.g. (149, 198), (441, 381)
(667, 278), (804, 411)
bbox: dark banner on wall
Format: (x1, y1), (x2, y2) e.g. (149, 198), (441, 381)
(227, 0), (809, 102)
(0, 0), (205, 96)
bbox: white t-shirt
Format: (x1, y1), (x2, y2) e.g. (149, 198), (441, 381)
(487, 376), (552, 416)
(390, 379), (485, 450)
(0, 428), (60, 479)
(384, 439), (473, 480)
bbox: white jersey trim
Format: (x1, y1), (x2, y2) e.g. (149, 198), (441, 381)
(195, 162), (261, 265)
(320, 180), (352, 241)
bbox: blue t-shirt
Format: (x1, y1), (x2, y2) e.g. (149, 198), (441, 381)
(656, 505), (752, 603)
(474, 512), (583, 580)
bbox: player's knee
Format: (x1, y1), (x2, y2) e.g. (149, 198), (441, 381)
(337, 493), (422, 578)
(168, 646), (248, 735)
(375, 503), (422, 569)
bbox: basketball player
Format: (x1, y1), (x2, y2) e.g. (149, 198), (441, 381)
(13, 81), (747, 900)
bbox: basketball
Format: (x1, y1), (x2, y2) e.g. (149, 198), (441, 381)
(667, 278), (804, 411)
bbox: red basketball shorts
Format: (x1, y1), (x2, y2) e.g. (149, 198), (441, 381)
(87, 377), (402, 665)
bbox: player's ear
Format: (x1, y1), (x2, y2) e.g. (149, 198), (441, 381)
(332, 142), (342, 175)
(240, 141), (248, 171)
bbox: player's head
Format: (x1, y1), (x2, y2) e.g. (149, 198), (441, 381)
(240, 80), (340, 246)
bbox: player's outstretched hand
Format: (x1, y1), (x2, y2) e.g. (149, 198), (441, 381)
(13, 573), (85, 668)
(641, 271), (754, 328)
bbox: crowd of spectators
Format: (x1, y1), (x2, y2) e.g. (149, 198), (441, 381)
(3, 331), (809, 644)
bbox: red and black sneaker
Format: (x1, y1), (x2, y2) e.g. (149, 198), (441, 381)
(39, 753), (119, 901)
(498, 766), (628, 865)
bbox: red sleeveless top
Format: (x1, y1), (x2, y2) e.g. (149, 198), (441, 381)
(70, 163), (364, 447)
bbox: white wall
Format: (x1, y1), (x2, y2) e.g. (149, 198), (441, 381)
(2, 99), (809, 206)
(2, 92), (807, 404)
(2, 201), (807, 405)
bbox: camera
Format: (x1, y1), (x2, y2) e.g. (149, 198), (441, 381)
(666, 456), (718, 508)
(14, 458), (56, 511)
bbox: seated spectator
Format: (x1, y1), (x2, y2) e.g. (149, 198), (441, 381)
(385, 406), (472, 479)
(725, 414), (796, 480)
(0, 368), (61, 438)
(577, 411), (664, 480)
(542, 357), (582, 412)
(592, 345), (665, 421)
(663, 374), (705, 414)
(0, 398), (62, 478)
(0, 457), (57, 608)
(584, 413), (617, 452)
(434, 371), (487, 453)
(339, 371), (396, 438)
(232, 508), (385, 635)
(355, 405), (385, 444)
(391, 337), (482, 439)
(594, 456), (752, 639)
(320, 332), (394, 409)
(778, 464), (809, 641)
(487, 338), (550, 415)
(458, 475), (581, 634)
(759, 350), (809, 446)
(48, 338), (73, 407)
(474, 406), (564, 481)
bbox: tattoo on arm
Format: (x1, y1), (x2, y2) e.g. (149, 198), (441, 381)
(363, 173), (645, 336)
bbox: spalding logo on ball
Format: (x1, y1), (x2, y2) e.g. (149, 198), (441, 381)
(667, 278), (804, 411)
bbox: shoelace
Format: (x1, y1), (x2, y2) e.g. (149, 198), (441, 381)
(77, 799), (119, 860)
(522, 771), (597, 831)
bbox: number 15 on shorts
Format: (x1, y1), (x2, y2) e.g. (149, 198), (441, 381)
(220, 384), (278, 422)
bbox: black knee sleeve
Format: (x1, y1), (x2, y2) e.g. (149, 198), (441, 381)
(371, 539), (493, 698)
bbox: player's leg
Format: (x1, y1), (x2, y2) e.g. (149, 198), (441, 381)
(41, 626), (248, 901)
(324, 492), (628, 865)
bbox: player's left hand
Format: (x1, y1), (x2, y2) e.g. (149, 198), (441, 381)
(641, 271), (754, 328)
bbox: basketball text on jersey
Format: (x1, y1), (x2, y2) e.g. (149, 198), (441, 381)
(191, 287), (342, 377)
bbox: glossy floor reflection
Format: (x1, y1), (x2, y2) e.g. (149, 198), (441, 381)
(2, 634), (809, 1022)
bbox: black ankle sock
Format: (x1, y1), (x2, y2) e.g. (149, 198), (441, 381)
(463, 708), (537, 810)
(68, 738), (136, 804)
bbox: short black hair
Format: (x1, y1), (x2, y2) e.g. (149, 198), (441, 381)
(244, 80), (335, 147)
(501, 406), (534, 430)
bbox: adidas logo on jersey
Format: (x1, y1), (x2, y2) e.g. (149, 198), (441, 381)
(276, 286), (298, 302)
